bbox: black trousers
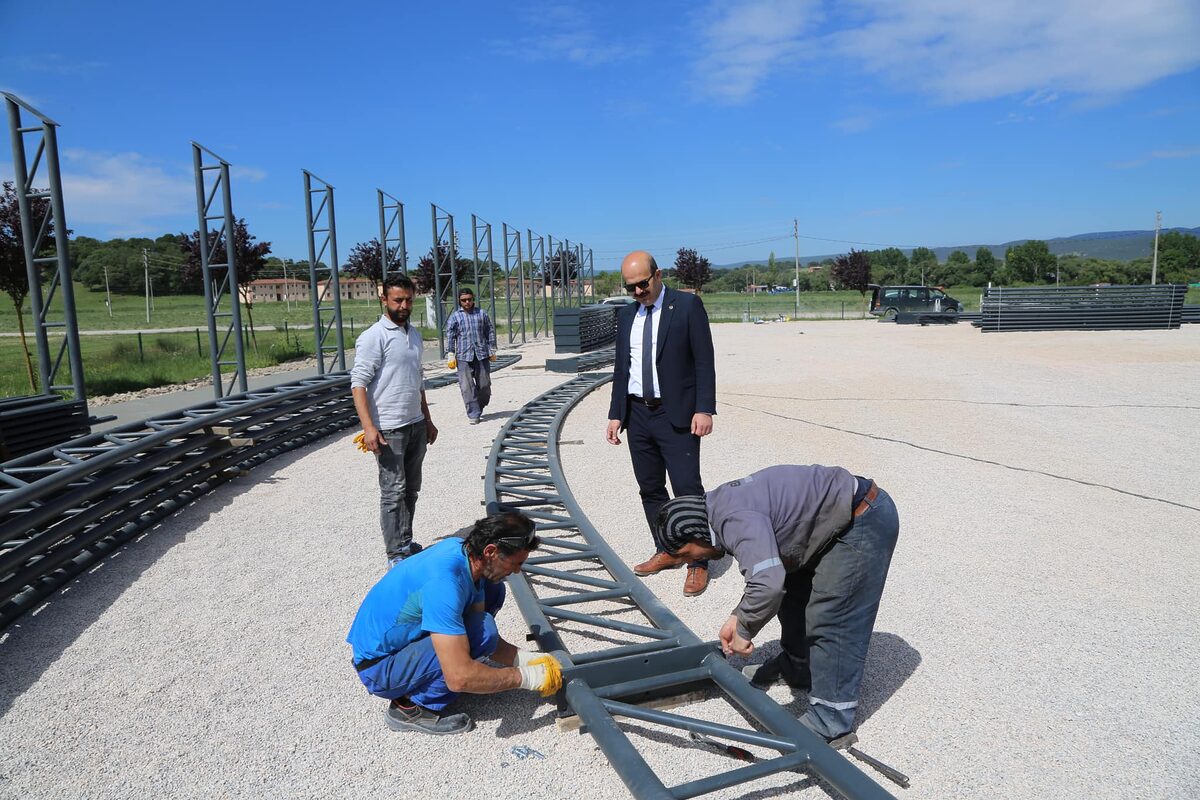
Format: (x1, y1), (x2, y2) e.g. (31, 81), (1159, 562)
(626, 401), (707, 565)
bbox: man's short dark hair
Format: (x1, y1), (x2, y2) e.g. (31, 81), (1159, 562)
(458, 286), (475, 298)
(382, 274), (416, 296)
(463, 511), (540, 558)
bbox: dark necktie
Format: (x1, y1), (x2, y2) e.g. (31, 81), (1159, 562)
(642, 306), (655, 399)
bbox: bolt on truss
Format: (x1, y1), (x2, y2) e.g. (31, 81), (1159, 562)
(502, 222), (526, 344)
(430, 204), (458, 358)
(527, 230), (548, 339)
(486, 375), (895, 800)
(377, 189), (408, 281)
(303, 170), (346, 374)
(471, 214), (498, 328)
(191, 142), (248, 398)
(4, 93), (87, 406)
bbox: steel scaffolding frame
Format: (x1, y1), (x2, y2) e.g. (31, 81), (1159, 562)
(486, 376), (895, 800)
(502, 222), (526, 344)
(430, 204), (457, 358)
(583, 246), (595, 303)
(302, 170), (346, 375)
(377, 189), (408, 280)
(527, 230), (548, 338)
(191, 142), (248, 398)
(4, 93), (87, 406)
(471, 214), (497, 328)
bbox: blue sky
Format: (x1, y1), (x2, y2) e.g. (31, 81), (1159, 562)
(3, 0), (1198, 268)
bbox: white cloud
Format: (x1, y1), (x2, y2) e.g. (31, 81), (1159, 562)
(58, 150), (194, 235)
(689, 0), (1200, 105)
(231, 165), (267, 182)
(833, 113), (874, 133)
(495, 2), (647, 66)
(1108, 145), (1200, 169)
(691, 0), (822, 104)
(997, 112), (1034, 124)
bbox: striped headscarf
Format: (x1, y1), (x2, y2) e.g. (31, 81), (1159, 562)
(655, 495), (710, 554)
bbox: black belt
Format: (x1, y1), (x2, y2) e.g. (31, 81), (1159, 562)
(628, 394), (662, 409)
(354, 655), (384, 672)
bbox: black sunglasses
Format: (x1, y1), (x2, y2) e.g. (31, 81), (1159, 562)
(497, 531), (537, 549)
(624, 268), (658, 293)
(459, 296), (474, 303)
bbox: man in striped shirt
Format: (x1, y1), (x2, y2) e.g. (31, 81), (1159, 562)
(445, 287), (497, 425)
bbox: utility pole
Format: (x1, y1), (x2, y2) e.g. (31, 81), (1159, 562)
(103, 264), (113, 317)
(143, 248), (150, 323)
(793, 218), (801, 320)
(283, 259), (291, 312)
(1151, 210), (1161, 285)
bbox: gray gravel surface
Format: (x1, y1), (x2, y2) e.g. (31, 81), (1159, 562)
(2, 322), (1198, 799)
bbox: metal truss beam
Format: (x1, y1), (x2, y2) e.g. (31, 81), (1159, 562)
(377, 189), (408, 281)
(486, 376), (895, 800)
(527, 230), (548, 339)
(502, 223), (526, 344)
(471, 214), (497, 332)
(3, 92), (87, 406)
(191, 142), (248, 398)
(430, 204), (457, 358)
(303, 170), (346, 374)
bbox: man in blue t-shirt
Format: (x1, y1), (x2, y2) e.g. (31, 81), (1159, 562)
(347, 511), (563, 735)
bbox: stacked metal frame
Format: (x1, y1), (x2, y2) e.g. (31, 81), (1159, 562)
(503, 223), (527, 344)
(191, 142), (249, 398)
(471, 214), (498, 329)
(486, 376), (894, 800)
(430, 204), (457, 358)
(527, 230), (548, 339)
(979, 284), (1189, 332)
(0, 355), (526, 631)
(302, 170), (347, 374)
(377, 189), (408, 281)
(544, 347), (616, 374)
(4, 93), (87, 407)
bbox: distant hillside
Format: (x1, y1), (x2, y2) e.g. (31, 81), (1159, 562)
(716, 226), (1200, 267)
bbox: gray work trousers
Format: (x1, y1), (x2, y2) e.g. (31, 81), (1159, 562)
(375, 420), (428, 560)
(777, 486), (900, 740)
(456, 358), (492, 420)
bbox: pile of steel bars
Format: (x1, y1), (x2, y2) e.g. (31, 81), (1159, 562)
(553, 304), (618, 353)
(1183, 305), (1199, 324)
(545, 346), (616, 374)
(0, 395), (91, 460)
(979, 284), (1188, 332)
(486, 374), (893, 800)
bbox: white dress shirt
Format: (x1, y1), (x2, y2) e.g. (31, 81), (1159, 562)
(627, 288), (665, 398)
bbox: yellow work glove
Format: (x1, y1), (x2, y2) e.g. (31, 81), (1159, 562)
(517, 654), (564, 697)
(489, 353), (497, 362)
(447, 352), (457, 370)
(352, 432), (370, 454)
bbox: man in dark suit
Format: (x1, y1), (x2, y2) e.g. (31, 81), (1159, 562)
(606, 250), (716, 596)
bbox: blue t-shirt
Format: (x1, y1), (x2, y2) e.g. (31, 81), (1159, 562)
(346, 537), (483, 662)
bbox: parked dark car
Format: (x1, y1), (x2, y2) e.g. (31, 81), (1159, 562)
(869, 284), (963, 320)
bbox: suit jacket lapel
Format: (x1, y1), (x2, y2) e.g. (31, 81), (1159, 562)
(656, 286), (673, 361)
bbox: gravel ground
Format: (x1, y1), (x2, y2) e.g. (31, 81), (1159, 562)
(1, 321), (1197, 799)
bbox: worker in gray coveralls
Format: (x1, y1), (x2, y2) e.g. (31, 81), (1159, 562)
(654, 464), (900, 743)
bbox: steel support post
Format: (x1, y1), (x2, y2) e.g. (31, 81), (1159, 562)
(430, 204), (457, 358)
(377, 189), (407, 281)
(191, 142), (248, 398)
(471, 214), (497, 331)
(3, 93), (87, 407)
(302, 170), (346, 374)
(527, 230), (547, 338)
(502, 223), (526, 344)
(547, 234), (560, 314)
(585, 247), (595, 304)
(576, 242), (586, 305)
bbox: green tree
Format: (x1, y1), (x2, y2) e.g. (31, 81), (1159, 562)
(909, 247), (938, 285)
(1156, 231), (1200, 284)
(868, 248), (908, 285)
(975, 247), (998, 281)
(672, 247), (713, 293)
(1004, 240), (1056, 283)
(179, 218), (272, 349)
(414, 237), (473, 295)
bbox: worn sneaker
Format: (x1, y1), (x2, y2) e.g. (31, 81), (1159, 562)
(385, 699), (474, 735)
(468, 417), (481, 425)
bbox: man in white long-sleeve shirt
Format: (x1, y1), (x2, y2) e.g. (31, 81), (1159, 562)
(351, 275), (439, 567)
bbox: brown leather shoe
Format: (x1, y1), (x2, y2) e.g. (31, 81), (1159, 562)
(633, 551), (686, 577)
(683, 565), (709, 596)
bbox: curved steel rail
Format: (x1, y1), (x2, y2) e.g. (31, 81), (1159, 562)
(485, 375), (893, 800)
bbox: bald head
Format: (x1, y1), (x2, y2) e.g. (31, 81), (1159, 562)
(620, 250), (663, 307)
